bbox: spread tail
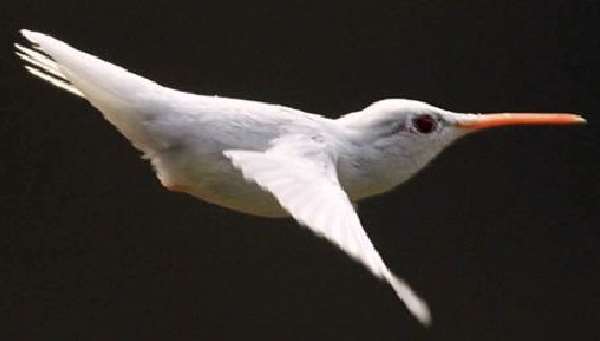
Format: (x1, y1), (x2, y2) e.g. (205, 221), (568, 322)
(15, 40), (84, 97)
(15, 29), (178, 152)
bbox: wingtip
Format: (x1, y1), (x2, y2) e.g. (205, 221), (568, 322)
(415, 305), (432, 327)
(408, 295), (432, 327)
(386, 273), (432, 326)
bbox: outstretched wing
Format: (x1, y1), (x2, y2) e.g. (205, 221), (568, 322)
(224, 136), (431, 325)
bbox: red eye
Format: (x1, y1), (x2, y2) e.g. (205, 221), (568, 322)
(412, 115), (437, 134)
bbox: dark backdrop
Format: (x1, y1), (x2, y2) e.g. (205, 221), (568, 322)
(1, 1), (599, 340)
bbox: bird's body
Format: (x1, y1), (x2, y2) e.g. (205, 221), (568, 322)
(16, 30), (584, 326)
(138, 94), (325, 218)
(146, 97), (457, 217)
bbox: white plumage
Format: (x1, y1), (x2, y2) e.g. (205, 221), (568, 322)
(16, 29), (584, 326)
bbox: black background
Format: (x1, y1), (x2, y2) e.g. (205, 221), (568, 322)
(2, 1), (599, 340)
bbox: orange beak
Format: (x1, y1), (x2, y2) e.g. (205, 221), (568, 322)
(456, 113), (586, 130)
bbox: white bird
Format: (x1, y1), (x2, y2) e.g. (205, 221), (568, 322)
(15, 29), (585, 326)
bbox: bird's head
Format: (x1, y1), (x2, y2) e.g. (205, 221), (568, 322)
(337, 99), (585, 197)
(341, 98), (585, 150)
(342, 98), (585, 141)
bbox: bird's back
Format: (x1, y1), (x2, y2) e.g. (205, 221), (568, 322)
(145, 98), (331, 217)
(18, 29), (337, 216)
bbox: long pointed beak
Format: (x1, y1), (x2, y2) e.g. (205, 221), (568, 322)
(455, 113), (586, 130)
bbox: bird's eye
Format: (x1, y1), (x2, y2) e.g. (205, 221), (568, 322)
(412, 115), (437, 134)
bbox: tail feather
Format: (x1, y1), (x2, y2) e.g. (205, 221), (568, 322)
(15, 42), (84, 97)
(15, 29), (178, 152)
(16, 43), (62, 78)
(23, 65), (84, 97)
(17, 29), (164, 101)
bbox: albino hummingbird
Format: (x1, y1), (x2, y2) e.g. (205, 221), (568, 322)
(15, 29), (585, 325)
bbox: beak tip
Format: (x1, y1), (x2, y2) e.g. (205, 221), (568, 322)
(575, 115), (588, 124)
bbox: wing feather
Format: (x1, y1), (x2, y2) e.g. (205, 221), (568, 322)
(224, 140), (431, 325)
